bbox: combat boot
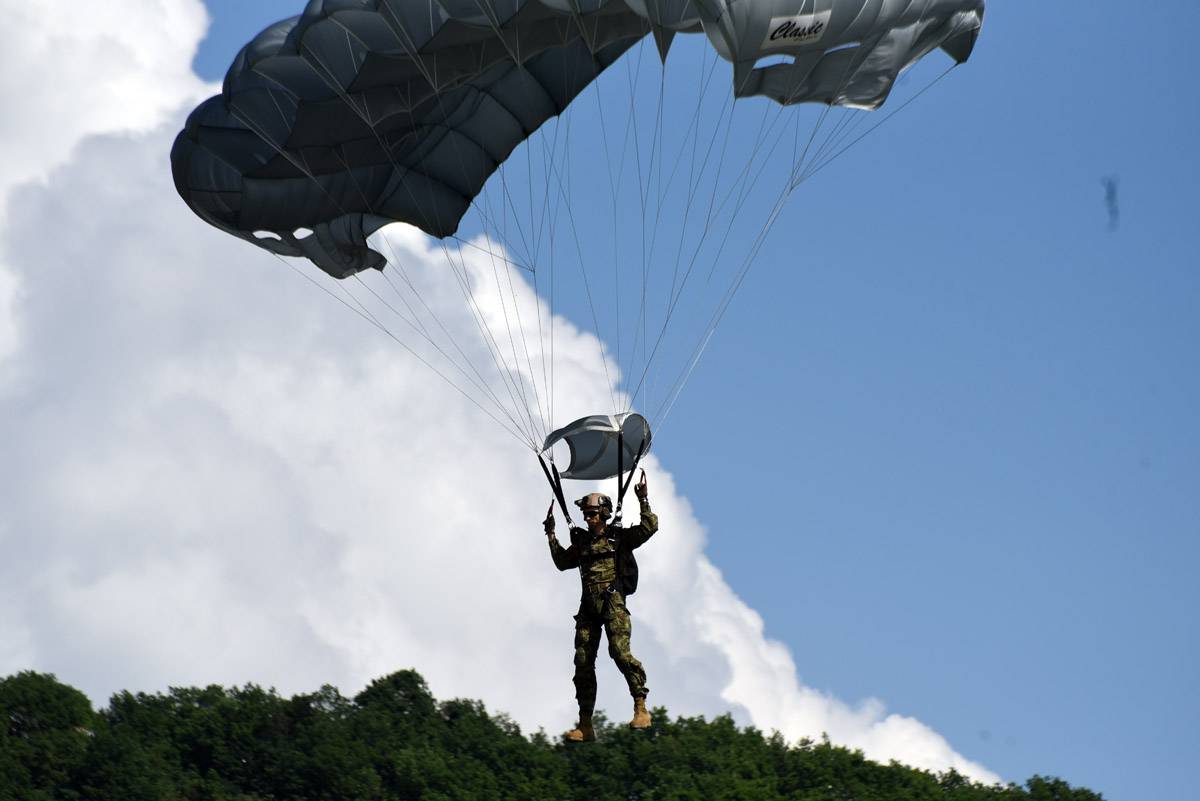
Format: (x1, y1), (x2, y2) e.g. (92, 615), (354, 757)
(564, 713), (595, 743)
(629, 696), (651, 729)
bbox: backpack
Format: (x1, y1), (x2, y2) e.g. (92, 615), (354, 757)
(614, 543), (639, 597)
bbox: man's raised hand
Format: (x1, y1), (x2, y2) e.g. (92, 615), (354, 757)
(634, 469), (649, 501)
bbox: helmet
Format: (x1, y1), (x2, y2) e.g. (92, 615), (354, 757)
(574, 492), (613, 517)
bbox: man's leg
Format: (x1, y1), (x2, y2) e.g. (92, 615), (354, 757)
(603, 594), (650, 728)
(567, 611), (602, 742)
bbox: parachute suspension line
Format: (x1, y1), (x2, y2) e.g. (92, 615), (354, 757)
(626, 93), (791, 410)
(568, 54), (620, 418)
(577, 42), (638, 422)
(652, 61), (966, 441)
(350, 268), (540, 443)
(598, 38), (656, 415)
(311, 17), (546, 372)
(590, 38), (624, 392)
(622, 42), (651, 418)
(791, 0), (950, 187)
(469, 117), (591, 447)
(229, 93), (545, 443)
(655, 79), (748, 304)
(700, 100), (798, 282)
(528, 139), (557, 438)
(440, 235), (534, 273)
(663, 64), (733, 314)
(266, 250), (532, 449)
(616, 40), (661, 419)
(636, 55), (670, 418)
(539, 124), (563, 440)
(625, 108), (735, 407)
(692, 51), (872, 299)
(532, 41), (620, 421)
(629, 43), (717, 418)
(345, 238), (544, 448)
(653, 182), (829, 436)
(477, 170), (556, 450)
(479, 181), (552, 444)
(542, 113), (620, 418)
(350, 272), (420, 335)
(373, 259), (529, 432)
(651, 115), (866, 436)
(232, 90), (521, 428)
(795, 64), (959, 188)
(654, 195), (802, 436)
(462, 159), (548, 445)
(810, 107), (868, 173)
(511, 177), (555, 449)
(363, 217), (546, 449)
(488, 168), (537, 271)
(490, 144), (549, 413)
(646, 67), (849, 431)
(524, 114), (576, 439)
(466, 132), (553, 445)
(315, 37), (559, 449)
(629, 42), (727, 418)
(534, 93), (570, 280)
(491, 163), (554, 441)
(320, 128), (545, 448)
(638, 45), (689, 418)
(525, 85), (582, 436)
(438, 234), (547, 447)
(374, 261), (435, 345)
(698, 98), (775, 248)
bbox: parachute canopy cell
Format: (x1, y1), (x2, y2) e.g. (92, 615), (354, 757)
(170, 0), (984, 278)
(543, 412), (652, 480)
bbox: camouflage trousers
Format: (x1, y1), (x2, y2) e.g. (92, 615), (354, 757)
(573, 588), (647, 715)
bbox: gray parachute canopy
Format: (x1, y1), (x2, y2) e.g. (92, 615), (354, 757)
(543, 412), (651, 480)
(171, 0), (983, 278)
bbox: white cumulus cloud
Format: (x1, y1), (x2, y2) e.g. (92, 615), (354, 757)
(0, 0), (1000, 785)
(0, 0), (210, 372)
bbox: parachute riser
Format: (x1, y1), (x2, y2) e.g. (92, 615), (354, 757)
(539, 453), (575, 527)
(612, 432), (648, 527)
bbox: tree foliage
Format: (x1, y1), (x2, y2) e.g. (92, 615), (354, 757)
(0, 670), (1104, 801)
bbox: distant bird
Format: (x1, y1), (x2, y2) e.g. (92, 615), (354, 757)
(1101, 176), (1119, 231)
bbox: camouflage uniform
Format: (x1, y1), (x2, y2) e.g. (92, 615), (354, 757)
(547, 499), (658, 715)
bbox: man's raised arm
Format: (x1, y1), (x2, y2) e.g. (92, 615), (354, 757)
(623, 471), (658, 549)
(544, 500), (579, 571)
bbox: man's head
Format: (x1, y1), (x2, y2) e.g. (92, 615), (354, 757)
(575, 492), (613, 531)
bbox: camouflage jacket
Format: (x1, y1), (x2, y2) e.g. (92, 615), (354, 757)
(547, 500), (658, 589)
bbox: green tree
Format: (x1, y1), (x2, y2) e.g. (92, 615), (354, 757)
(0, 668), (1106, 801)
(0, 671), (95, 801)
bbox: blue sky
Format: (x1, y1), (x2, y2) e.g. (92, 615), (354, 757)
(187, 2), (1193, 799)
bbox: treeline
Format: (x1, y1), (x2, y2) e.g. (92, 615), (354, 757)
(1, 670), (1102, 801)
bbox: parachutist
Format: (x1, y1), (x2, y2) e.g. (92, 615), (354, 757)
(545, 472), (656, 742)
(1102, 176), (1120, 231)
